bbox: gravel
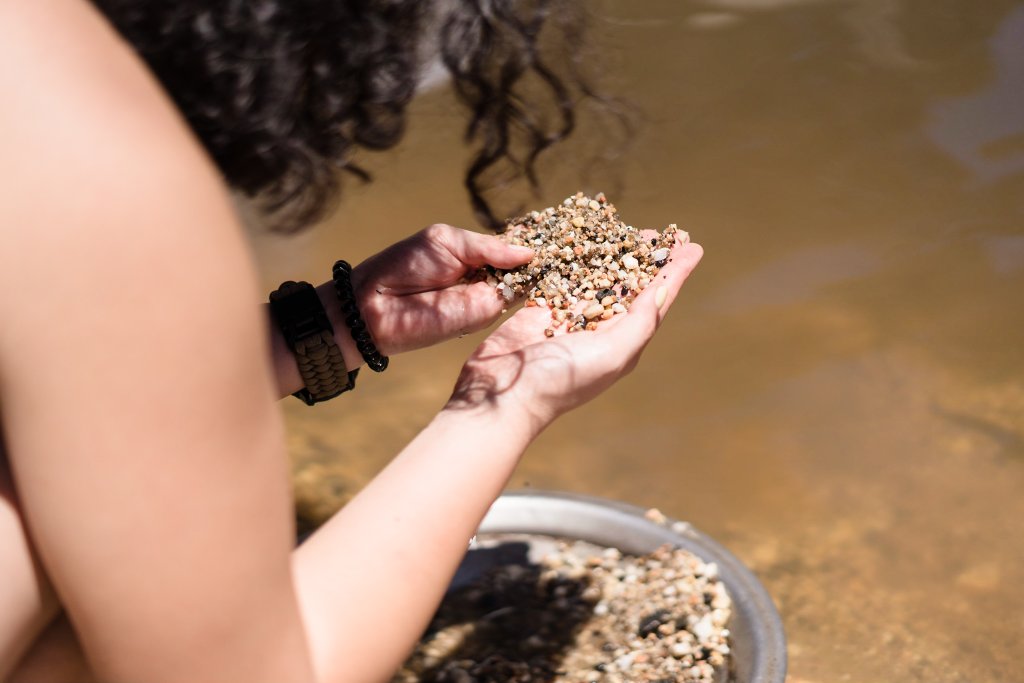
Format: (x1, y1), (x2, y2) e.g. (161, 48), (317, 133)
(486, 192), (689, 334)
(393, 540), (732, 683)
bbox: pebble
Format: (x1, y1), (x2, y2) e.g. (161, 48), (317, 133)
(583, 303), (605, 320)
(645, 507), (668, 525)
(484, 192), (684, 335)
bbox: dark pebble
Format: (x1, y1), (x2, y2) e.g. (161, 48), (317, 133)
(637, 609), (671, 638)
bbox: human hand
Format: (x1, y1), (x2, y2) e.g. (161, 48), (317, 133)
(349, 224), (535, 354)
(448, 235), (703, 435)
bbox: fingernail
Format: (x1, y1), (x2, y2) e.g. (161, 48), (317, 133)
(655, 286), (668, 309)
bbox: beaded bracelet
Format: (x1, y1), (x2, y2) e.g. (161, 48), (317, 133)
(331, 260), (389, 373)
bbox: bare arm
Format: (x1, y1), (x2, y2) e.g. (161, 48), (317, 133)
(293, 403), (536, 683)
(267, 225), (536, 400)
(0, 2), (315, 681)
(292, 238), (703, 683)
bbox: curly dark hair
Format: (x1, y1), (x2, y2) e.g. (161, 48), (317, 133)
(91, 0), (614, 230)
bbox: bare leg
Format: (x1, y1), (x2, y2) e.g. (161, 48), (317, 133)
(7, 615), (97, 683)
(0, 449), (59, 680)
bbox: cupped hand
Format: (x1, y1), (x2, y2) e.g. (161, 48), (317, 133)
(448, 236), (703, 434)
(350, 224), (535, 354)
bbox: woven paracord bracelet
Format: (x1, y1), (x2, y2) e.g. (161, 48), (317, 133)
(332, 260), (389, 373)
(269, 280), (357, 405)
(292, 329), (357, 404)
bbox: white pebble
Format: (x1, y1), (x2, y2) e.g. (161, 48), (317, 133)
(615, 653), (635, 671)
(693, 615), (715, 642)
(650, 247), (670, 263)
(670, 642), (692, 658)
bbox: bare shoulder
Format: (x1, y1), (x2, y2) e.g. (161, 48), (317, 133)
(0, 0), (247, 249)
(0, 0), (262, 360)
(0, 1), (277, 454)
(0, 5), (310, 680)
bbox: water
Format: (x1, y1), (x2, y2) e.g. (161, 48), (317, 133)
(252, 1), (1024, 680)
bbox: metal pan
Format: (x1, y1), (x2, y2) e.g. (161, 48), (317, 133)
(451, 490), (786, 683)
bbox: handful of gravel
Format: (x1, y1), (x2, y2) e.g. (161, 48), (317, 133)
(393, 541), (732, 683)
(487, 192), (689, 335)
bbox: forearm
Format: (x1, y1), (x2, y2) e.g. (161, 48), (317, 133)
(291, 400), (540, 683)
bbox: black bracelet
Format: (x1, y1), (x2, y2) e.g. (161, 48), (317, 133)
(331, 260), (389, 373)
(269, 280), (358, 405)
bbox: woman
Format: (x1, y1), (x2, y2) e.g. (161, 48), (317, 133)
(0, 1), (702, 681)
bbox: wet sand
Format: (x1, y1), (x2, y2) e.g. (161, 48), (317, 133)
(253, 1), (1024, 680)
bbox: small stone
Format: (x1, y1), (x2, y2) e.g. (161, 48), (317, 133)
(487, 193), (689, 336)
(583, 303), (605, 320)
(600, 295), (616, 307)
(671, 642), (692, 658)
(615, 653), (636, 671)
(543, 328), (555, 338)
(645, 508), (668, 525)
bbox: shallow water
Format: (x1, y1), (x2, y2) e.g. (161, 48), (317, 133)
(253, 1), (1024, 680)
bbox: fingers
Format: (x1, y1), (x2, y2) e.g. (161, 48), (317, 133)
(607, 240), (703, 345)
(650, 240), (704, 323)
(373, 282), (508, 353)
(431, 224), (535, 269)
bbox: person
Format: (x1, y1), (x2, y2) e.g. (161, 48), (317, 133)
(0, 1), (703, 681)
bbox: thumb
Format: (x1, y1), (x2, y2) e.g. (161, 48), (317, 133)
(446, 228), (536, 269)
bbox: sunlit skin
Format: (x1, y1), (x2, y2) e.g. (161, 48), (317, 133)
(0, 1), (702, 681)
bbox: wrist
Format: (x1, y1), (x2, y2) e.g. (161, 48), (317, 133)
(315, 280), (363, 373)
(442, 380), (552, 443)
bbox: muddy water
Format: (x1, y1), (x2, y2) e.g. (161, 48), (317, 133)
(252, 1), (1024, 681)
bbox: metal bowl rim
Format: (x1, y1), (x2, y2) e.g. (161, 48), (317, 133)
(475, 489), (786, 683)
